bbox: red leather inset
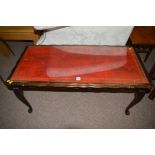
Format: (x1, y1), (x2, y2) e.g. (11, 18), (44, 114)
(11, 45), (149, 84)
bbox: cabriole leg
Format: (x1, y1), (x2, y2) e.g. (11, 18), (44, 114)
(125, 90), (145, 115)
(13, 87), (33, 113)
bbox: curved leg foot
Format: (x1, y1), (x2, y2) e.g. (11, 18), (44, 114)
(125, 110), (130, 115)
(28, 108), (33, 113)
(13, 87), (33, 113)
(125, 90), (145, 115)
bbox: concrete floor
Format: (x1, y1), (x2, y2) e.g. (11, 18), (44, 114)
(0, 41), (155, 128)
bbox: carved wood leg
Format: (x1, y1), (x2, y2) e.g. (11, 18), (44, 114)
(149, 63), (155, 79)
(13, 87), (33, 113)
(125, 90), (145, 115)
(149, 88), (155, 100)
(144, 47), (153, 62)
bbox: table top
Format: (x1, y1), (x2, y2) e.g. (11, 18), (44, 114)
(130, 26), (155, 45)
(9, 45), (150, 88)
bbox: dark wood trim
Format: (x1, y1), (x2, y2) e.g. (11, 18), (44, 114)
(7, 81), (151, 90)
(7, 85), (150, 94)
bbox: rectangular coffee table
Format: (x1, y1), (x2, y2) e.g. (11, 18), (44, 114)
(3, 45), (152, 115)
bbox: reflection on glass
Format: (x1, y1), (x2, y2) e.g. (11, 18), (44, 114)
(46, 46), (127, 77)
(11, 45), (148, 84)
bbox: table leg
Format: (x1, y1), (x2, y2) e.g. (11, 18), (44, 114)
(149, 88), (155, 100)
(144, 47), (153, 62)
(149, 63), (155, 79)
(13, 87), (33, 113)
(125, 90), (145, 115)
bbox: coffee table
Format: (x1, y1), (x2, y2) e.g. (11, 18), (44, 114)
(3, 45), (152, 115)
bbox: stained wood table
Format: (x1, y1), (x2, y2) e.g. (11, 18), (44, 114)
(3, 45), (152, 115)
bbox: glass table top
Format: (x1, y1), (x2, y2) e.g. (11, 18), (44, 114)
(10, 45), (149, 86)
